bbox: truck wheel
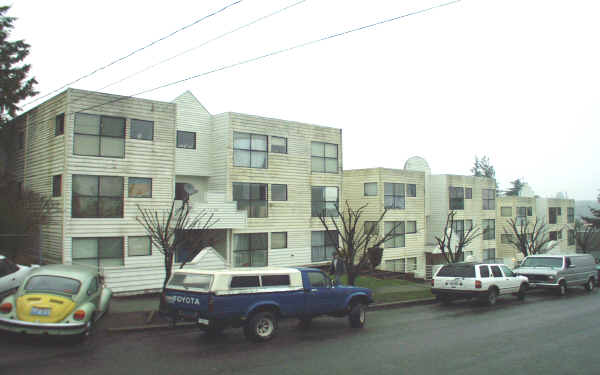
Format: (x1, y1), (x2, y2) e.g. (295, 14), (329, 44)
(517, 284), (527, 300)
(486, 288), (498, 306)
(557, 281), (567, 296)
(244, 312), (278, 342)
(348, 302), (366, 328)
(585, 278), (595, 292)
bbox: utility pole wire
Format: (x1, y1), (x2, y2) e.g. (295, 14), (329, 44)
(77, 0), (461, 114)
(21, 0), (244, 108)
(97, 0), (308, 93)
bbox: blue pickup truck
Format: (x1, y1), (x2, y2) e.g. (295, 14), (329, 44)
(162, 267), (373, 342)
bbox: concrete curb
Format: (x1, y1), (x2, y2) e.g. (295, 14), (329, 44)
(105, 297), (439, 333)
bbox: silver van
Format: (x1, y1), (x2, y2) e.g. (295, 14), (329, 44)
(515, 254), (596, 296)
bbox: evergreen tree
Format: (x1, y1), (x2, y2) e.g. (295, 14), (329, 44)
(582, 192), (600, 228)
(505, 179), (525, 196)
(0, 6), (37, 128)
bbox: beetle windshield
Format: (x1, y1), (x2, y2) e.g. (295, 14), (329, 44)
(25, 275), (82, 295)
(520, 257), (563, 268)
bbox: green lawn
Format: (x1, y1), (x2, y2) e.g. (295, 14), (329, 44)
(337, 274), (434, 303)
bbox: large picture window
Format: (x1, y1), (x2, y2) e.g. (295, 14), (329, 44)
(234, 233), (268, 267)
(74, 113), (125, 158)
(449, 186), (464, 210)
(234, 132), (268, 168)
(311, 186), (339, 217)
(311, 141), (338, 173)
(384, 183), (405, 209)
(482, 189), (495, 210)
(311, 230), (338, 262)
(72, 175), (123, 218)
(384, 221), (405, 248)
(72, 237), (123, 268)
(233, 182), (267, 218)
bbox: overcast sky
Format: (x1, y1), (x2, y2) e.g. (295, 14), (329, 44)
(6, 0), (600, 200)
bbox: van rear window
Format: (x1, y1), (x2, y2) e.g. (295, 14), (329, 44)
(436, 264), (475, 278)
(231, 276), (260, 288)
(261, 274), (290, 287)
(168, 273), (213, 290)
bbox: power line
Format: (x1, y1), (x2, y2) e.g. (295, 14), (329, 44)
(77, 0), (461, 114)
(96, 0), (308, 93)
(21, 0), (244, 108)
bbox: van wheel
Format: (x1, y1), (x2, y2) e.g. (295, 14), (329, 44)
(585, 278), (595, 292)
(486, 288), (498, 306)
(348, 302), (366, 328)
(244, 312), (278, 342)
(557, 281), (567, 296)
(517, 284), (527, 300)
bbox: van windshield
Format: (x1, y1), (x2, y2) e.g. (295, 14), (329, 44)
(168, 273), (213, 290)
(520, 257), (563, 268)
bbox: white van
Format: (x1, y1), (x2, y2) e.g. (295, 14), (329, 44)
(515, 254), (597, 295)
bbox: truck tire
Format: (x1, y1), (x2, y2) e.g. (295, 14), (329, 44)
(244, 311), (278, 342)
(486, 288), (498, 306)
(585, 278), (595, 292)
(348, 302), (366, 328)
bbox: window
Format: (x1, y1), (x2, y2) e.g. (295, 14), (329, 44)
(568, 229), (575, 245)
(234, 233), (268, 267)
(568, 207), (574, 223)
(231, 276), (260, 288)
(128, 236), (151, 256)
(501, 265), (515, 277)
(52, 175), (62, 197)
(311, 141), (338, 173)
(407, 184), (417, 198)
(130, 119), (153, 140)
(128, 177), (152, 198)
(87, 277), (99, 296)
(452, 220), (466, 241)
(549, 231), (558, 241)
(311, 186), (339, 217)
(465, 187), (472, 199)
(490, 265), (502, 277)
(234, 132), (267, 168)
(72, 237), (123, 268)
(311, 230), (338, 262)
(501, 234), (513, 244)
(449, 187), (464, 210)
(262, 274), (290, 287)
(72, 175), (123, 218)
(479, 266), (490, 278)
(482, 219), (495, 240)
(271, 136), (287, 153)
(271, 232), (287, 249)
(74, 113), (125, 158)
(501, 207), (512, 217)
(482, 189), (495, 210)
(55, 113), (65, 136)
(271, 184), (287, 201)
(406, 221), (417, 234)
(516, 207), (528, 225)
(364, 221), (378, 236)
(483, 248), (496, 262)
(384, 183), (405, 209)
(406, 257), (417, 272)
(308, 271), (330, 287)
(233, 183), (268, 218)
(175, 183), (189, 201)
(176, 130), (196, 149)
(527, 207), (533, 216)
(384, 221), (405, 248)
(549, 207), (558, 224)
(557, 208), (562, 216)
(364, 182), (377, 196)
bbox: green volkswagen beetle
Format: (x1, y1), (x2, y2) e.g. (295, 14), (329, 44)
(0, 264), (112, 338)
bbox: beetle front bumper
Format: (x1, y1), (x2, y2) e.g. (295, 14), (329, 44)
(0, 316), (87, 335)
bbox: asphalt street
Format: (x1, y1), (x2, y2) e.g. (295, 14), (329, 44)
(2, 288), (600, 375)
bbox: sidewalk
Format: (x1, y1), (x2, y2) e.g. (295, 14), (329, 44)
(102, 283), (436, 333)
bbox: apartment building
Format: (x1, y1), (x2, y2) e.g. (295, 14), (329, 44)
(14, 89), (342, 294)
(343, 167), (426, 277)
(536, 197), (576, 253)
(496, 196), (537, 261)
(428, 174), (498, 262)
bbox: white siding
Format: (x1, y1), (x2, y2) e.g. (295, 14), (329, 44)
(174, 91), (211, 176)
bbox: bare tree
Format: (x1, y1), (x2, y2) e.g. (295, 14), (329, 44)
(503, 217), (556, 257)
(574, 219), (596, 253)
(136, 201), (217, 290)
(318, 201), (402, 285)
(434, 211), (481, 263)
